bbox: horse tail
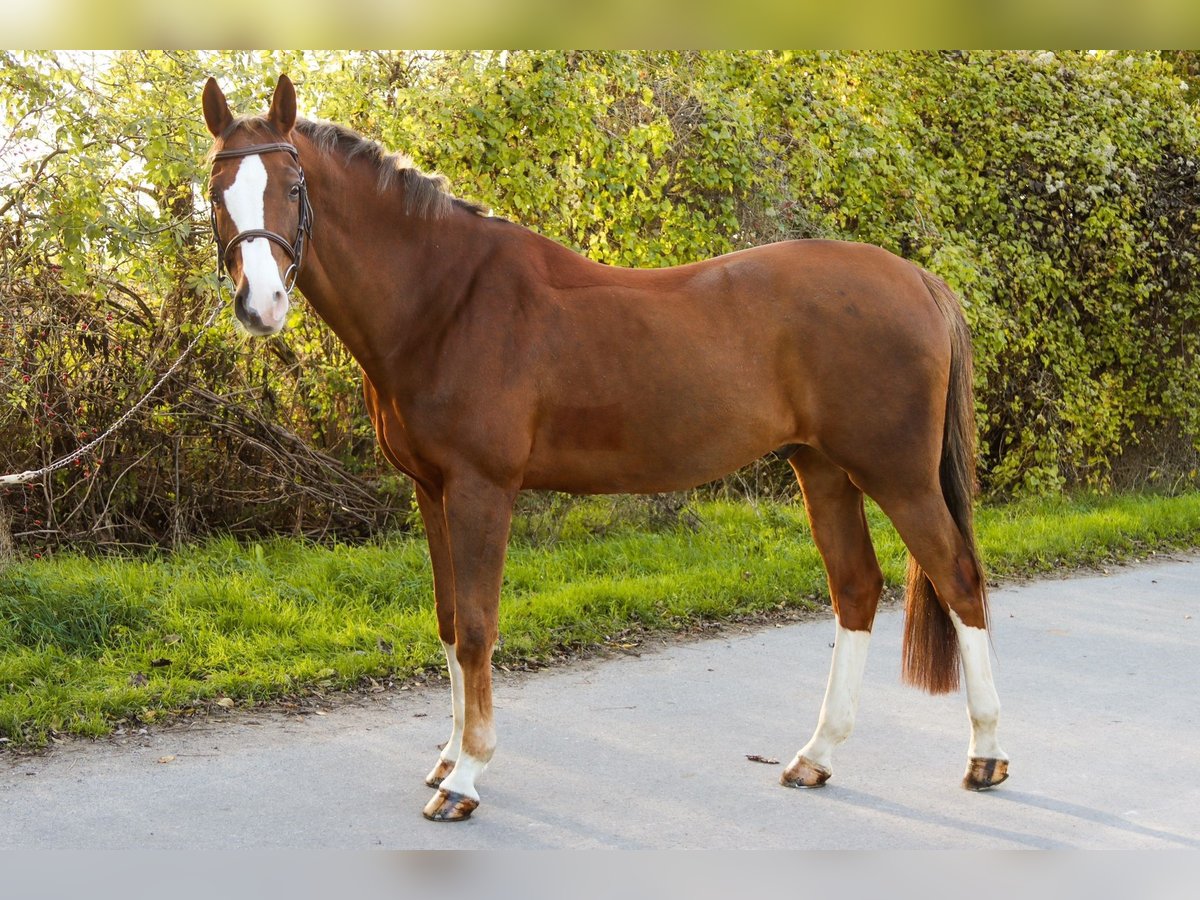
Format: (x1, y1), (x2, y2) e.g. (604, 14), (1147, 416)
(902, 270), (987, 695)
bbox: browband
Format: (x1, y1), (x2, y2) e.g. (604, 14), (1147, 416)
(212, 142), (299, 161)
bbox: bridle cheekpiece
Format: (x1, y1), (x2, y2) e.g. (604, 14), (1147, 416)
(209, 141), (314, 293)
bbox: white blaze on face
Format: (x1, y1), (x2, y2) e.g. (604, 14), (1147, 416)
(223, 154), (290, 333)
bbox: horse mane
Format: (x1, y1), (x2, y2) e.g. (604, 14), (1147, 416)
(291, 118), (488, 220)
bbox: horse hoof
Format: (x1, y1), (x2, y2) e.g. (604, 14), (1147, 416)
(425, 758), (454, 789)
(422, 788), (479, 822)
(962, 757), (1009, 791)
(780, 756), (832, 788)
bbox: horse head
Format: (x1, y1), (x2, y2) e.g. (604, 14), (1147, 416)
(203, 75), (311, 336)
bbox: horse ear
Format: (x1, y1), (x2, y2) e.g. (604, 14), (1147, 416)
(203, 77), (233, 138)
(268, 74), (297, 136)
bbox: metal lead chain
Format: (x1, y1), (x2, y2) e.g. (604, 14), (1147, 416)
(0, 298), (225, 487)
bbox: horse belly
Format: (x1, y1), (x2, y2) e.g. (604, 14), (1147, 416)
(521, 396), (795, 494)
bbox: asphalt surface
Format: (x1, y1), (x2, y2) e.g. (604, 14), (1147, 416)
(3, 555), (1199, 849)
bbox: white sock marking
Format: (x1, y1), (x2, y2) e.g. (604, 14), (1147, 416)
(795, 623), (872, 770)
(438, 751), (489, 802)
(442, 641), (465, 763)
(948, 609), (1006, 760)
(429, 641), (494, 800)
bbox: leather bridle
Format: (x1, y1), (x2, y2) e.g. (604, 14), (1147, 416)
(209, 141), (313, 293)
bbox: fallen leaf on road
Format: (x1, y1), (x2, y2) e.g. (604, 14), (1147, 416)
(157, 755), (176, 764)
(745, 754), (780, 765)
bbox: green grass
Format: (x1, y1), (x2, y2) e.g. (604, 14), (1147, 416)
(2, 491), (1199, 748)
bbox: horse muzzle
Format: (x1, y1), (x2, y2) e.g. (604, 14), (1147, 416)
(234, 282), (289, 336)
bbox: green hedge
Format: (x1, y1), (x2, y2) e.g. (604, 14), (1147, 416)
(2, 51), (1198, 548)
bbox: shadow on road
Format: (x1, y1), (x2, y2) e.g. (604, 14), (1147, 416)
(812, 785), (1073, 849)
(991, 789), (1200, 849)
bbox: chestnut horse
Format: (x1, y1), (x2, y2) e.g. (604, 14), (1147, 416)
(203, 75), (1008, 822)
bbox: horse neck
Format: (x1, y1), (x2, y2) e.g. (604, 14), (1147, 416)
(292, 137), (481, 394)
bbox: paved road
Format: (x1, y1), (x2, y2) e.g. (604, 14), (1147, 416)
(3, 555), (1199, 849)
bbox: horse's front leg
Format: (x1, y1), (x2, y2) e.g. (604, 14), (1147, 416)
(413, 483), (461, 791)
(421, 470), (515, 822)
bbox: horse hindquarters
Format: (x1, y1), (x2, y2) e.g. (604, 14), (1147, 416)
(784, 269), (1007, 791)
(870, 272), (1008, 790)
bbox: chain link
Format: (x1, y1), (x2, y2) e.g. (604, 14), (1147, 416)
(1, 298), (226, 487)
(5, 138), (309, 489)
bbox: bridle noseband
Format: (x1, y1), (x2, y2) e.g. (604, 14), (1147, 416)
(209, 141), (314, 293)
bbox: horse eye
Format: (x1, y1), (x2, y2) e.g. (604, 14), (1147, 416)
(289, 184), (301, 200)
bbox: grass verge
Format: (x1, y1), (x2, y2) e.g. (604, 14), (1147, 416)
(1, 491), (1198, 748)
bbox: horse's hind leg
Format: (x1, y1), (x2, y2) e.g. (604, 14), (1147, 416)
(871, 484), (1008, 790)
(781, 446), (884, 788)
